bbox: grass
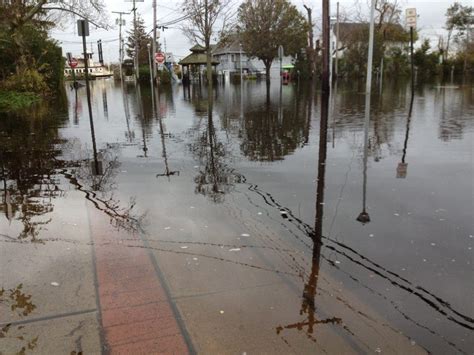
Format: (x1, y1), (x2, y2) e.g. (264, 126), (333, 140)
(0, 90), (41, 112)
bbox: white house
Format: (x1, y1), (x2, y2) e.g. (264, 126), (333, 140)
(212, 39), (293, 79)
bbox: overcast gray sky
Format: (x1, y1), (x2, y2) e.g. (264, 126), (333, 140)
(50, 0), (472, 63)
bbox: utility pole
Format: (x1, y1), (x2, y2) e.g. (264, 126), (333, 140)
(133, 0), (139, 81)
(335, 2), (340, 79)
(113, 11), (127, 81)
(152, 0), (157, 85)
(239, 43), (243, 82)
(78, 19), (100, 176)
(321, 0), (330, 92)
(303, 5), (314, 78)
(410, 27), (414, 93)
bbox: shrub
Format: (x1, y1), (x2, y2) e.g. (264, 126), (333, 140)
(2, 68), (49, 94)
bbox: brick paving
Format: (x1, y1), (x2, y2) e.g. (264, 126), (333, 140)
(88, 206), (190, 354)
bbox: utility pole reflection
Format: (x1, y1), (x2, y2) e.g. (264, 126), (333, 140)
(154, 87), (179, 179)
(276, 91), (341, 340)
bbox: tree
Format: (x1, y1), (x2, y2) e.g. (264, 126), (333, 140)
(0, 1), (107, 95)
(182, 0), (232, 85)
(125, 15), (152, 66)
(445, 2), (473, 60)
(237, 0), (308, 83)
(413, 39), (440, 77)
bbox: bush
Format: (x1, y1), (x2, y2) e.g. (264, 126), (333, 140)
(0, 90), (40, 111)
(2, 68), (49, 94)
(158, 70), (171, 84)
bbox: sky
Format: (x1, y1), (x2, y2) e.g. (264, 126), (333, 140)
(49, 0), (472, 64)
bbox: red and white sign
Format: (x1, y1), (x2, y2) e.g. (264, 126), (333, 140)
(155, 52), (165, 64)
(69, 58), (78, 68)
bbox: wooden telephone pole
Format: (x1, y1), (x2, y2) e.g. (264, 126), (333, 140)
(303, 5), (315, 78)
(321, 0), (330, 92)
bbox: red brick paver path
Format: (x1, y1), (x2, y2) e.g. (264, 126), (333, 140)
(87, 205), (190, 354)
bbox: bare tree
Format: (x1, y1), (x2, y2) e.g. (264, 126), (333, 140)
(181, 0), (233, 85)
(6, 0), (108, 31)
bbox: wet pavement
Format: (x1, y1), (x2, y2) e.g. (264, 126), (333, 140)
(1, 78), (473, 354)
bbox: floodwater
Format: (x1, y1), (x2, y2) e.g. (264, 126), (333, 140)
(1, 78), (473, 354)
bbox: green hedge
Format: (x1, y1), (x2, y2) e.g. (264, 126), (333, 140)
(0, 90), (40, 112)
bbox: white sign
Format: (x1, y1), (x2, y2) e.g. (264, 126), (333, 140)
(405, 8), (417, 28)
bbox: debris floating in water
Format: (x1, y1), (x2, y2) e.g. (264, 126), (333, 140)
(335, 260), (341, 264)
(50, 282), (60, 287)
(241, 233), (250, 237)
(431, 243), (436, 246)
(180, 246), (188, 249)
(394, 213), (400, 216)
(164, 227), (171, 230)
(229, 248), (241, 252)
(369, 234), (375, 238)
(219, 310), (224, 314)
(257, 212), (263, 215)
(193, 257), (198, 261)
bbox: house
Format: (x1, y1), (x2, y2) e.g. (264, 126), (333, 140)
(64, 51), (112, 79)
(212, 37), (293, 79)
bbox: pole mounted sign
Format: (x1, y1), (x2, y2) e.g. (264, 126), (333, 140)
(69, 58), (78, 68)
(406, 8), (417, 29)
(155, 52), (165, 64)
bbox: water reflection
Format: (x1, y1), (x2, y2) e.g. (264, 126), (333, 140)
(0, 103), (67, 242)
(237, 85), (310, 161)
(277, 91), (342, 339)
(397, 89), (415, 178)
(0, 284), (38, 352)
(190, 87), (240, 203)
(153, 87), (179, 179)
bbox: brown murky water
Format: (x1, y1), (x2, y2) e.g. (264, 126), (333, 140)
(1, 78), (473, 354)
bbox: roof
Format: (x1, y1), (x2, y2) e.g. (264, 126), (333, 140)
(190, 44), (205, 53)
(179, 52), (220, 66)
(213, 34), (243, 55)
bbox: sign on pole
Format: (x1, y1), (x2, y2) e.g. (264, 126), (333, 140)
(155, 52), (165, 64)
(405, 8), (417, 29)
(69, 58), (78, 68)
(77, 20), (89, 36)
(278, 45), (284, 59)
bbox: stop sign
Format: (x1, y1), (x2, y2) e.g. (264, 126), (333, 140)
(69, 58), (78, 68)
(155, 52), (165, 64)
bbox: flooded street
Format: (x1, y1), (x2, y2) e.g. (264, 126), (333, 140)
(1, 79), (473, 354)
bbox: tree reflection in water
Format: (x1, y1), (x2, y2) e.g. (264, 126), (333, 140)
(239, 84), (310, 162)
(0, 102), (67, 242)
(189, 85), (241, 203)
